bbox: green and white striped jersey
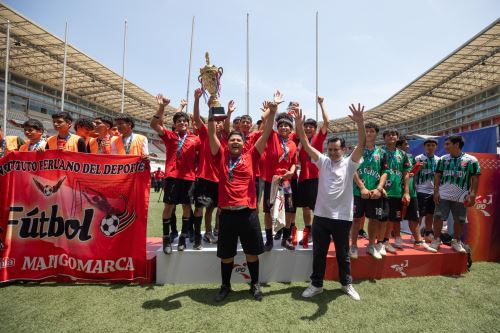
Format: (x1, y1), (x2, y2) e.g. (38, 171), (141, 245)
(436, 152), (480, 202)
(414, 153), (440, 194)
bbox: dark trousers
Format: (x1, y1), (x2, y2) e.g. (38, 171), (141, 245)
(310, 215), (352, 287)
(154, 180), (162, 192)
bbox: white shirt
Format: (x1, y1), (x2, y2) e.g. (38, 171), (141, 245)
(313, 154), (361, 221)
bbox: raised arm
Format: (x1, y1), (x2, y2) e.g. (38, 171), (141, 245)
(348, 103), (365, 163)
(223, 100), (236, 135)
(291, 107), (321, 162)
(176, 99), (187, 113)
(255, 91), (283, 154)
(208, 116), (221, 156)
(150, 94), (170, 135)
(193, 89), (203, 128)
(317, 96), (329, 135)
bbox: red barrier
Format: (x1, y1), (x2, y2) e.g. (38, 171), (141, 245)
(0, 151), (151, 283)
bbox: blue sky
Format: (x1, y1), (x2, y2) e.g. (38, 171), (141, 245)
(6, 0), (500, 122)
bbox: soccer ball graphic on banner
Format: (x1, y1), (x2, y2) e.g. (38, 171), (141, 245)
(43, 185), (53, 196)
(100, 215), (120, 236)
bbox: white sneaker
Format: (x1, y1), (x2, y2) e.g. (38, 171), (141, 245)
(384, 241), (397, 254)
(302, 283), (323, 298)
(451, 239), (466, 253)
(203, 231), (217, 244)
(341, 284), (360, 301)
(424, 233), (434, 243)
(414, 241), (437, 253)
(376, 242), (387, 256)
(430, 238), (441, 251)
(367, 244), (382, 260)
(394, 236), (404, 249)
(349, 245), (358, 259)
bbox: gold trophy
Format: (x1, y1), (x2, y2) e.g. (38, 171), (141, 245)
(198, 52), (226, 121)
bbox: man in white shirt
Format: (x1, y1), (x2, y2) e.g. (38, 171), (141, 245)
(291, 103), (365, 301)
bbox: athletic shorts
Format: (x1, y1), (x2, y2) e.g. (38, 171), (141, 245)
(404, 197), (420, 222)
(163, 177), (194, 205)
(296, 178), (319, 210)
(217, 208), (264, 259)
(263, 180), (296, 214)
(353, 195), (385, 221)
(434, 199), (467, 224)
(417, 192), (435, 216)
(386, 197), (403, 222)
(193, 178), (218, 208)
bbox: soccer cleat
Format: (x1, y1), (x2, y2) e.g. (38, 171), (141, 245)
(341, 284), (361, 301)
(214, 285), (231, 302)
(169, 231), (179, 242)
(358, 229), (368, 239)
(394, 236), (404, 249)
(384, 241), (397, 254)
(274, 229), (283, 240)
(264, 239), (274, 252)
(414, 241), (437, 253)
(301, 228), (310, 249)
(281, 238), (295, 250)
(376, 242), (387, 256)
(349, 245), (359, 259)
(162, 237), (172, 255)
(291, 226), (298, 247)
(177, 235), (186, 251)
(451, 239), (466, 253)
(302, 283), (323, 298)
(430, 238), (441, 251)
(203, 231), (217, 244)
(250, 283), (263, 301)
(367, 244), (382, 260)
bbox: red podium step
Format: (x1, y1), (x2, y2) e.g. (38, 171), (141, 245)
(325, 235), (468, 281)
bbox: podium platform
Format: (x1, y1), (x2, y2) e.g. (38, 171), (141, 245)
(153, 233), (468, 285)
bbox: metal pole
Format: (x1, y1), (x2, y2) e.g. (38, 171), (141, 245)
(186, 16), (195, 113)
(3, 20), (10, 133)
(315, 11), (318, 122)
(121, 20), (127, 113)
(61, 21), (68, 111)
(246, 13), (249, 116)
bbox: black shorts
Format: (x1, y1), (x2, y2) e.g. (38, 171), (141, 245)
(386, 197), (403, 222)
(404, 197), (420, 222)
(417, 192), (435, 216)
(163, 177), (194, 205)
(194, 178), (218, 208)
(353, 196), (385, 221)
(296, 178), (319, 210)
(263, 180), (296, 214)
(217, 208), (264, 259)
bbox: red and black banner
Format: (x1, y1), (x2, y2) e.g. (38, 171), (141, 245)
(0, 151), (150, 282)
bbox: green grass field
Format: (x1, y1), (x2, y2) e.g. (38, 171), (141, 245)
(1, 190), (499, 333)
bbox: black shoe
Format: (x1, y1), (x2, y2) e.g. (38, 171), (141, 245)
(358, 229), (368, 239)
(215, 285), (231, 302)
(188, 230), (195, 243)
(178, 235), (186, 251)
(264, 239), (274, 252)
(274, 229), (283, 240)
(169, 231), (179, 242)
(281, 238), (295, 250)
(193, 234), (202, 250)
(162, 237), (172, 255)
(250, 283), (263, 301)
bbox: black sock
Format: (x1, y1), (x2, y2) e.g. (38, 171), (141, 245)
(170, 211), (177, 233)
(415, 240), (424, 244)
(383, 238), (389, 243)
(247, 260), (259, 285)
(221, 261), (233, 287)
(162, 218), (171, 238)
(305, 225), (311, 231)
(291, 223), (296, 228)
(193, 216), (202, 237)
(282, 227), (291, 240)
(377, 240), (383, 244)
(181, 217), (190, 235)
(265, 228), (273, 241)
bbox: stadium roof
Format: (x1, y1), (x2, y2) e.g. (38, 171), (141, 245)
(329, 18), (500, 133)
(0, 3), (177, 123)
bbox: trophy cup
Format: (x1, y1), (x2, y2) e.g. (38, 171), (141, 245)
(198, 52), (227, 121)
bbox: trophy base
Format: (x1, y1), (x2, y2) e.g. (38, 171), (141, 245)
(209, 107), (227, 121)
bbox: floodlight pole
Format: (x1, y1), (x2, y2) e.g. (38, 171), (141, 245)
(61, 21), (68, 111)
(186, 16), (195, 113)
(3, 20), (10, 133)
(121, 19), (128, 113)
(315, 11), (319, 122)
(246, 13), (250, 116)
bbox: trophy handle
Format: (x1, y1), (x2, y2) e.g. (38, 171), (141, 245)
(218, 67), (223, 77)
(198, 74), (203, 84)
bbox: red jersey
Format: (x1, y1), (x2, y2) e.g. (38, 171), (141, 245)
(159, 128), (200, 181)
(216, 146), (261, 209)
(261, 131), (298, 183)
(153, 170), (165, 180)
(298, 130), (327, 181)
(196, 124), (220, 183)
